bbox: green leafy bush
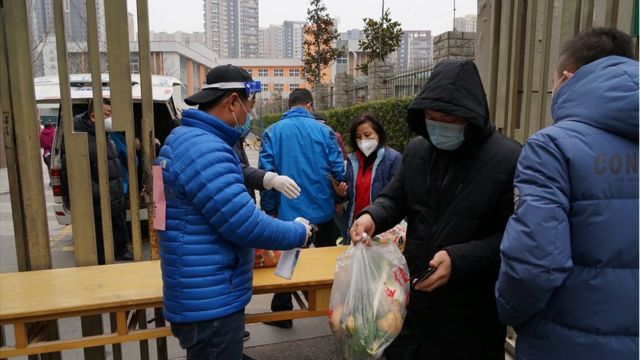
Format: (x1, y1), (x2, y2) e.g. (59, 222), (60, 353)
(251, 112), (283, 135)
(254, 97), (417, 153)
(324, 97), (415, 153)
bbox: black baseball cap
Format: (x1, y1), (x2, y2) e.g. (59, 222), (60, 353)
(184, 64), (253, 106)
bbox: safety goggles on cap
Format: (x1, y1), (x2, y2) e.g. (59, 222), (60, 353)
(202, 81), (262, 100)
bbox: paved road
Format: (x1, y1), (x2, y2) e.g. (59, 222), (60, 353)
(0, 163), (68, 273)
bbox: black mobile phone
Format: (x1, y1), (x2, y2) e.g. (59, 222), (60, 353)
(412, 267), (436, 287)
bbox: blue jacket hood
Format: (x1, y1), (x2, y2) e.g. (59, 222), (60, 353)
(181, 108), (240, 146)
(551, 55), (639, 142)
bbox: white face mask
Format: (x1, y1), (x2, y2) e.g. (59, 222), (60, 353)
(357, 138), (378, 157)
(103, 117), (113, 132)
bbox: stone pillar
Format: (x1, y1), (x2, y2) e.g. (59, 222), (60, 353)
(367, 61), (392, 101)
(312, 84), (329, 111)
(334, 73), (354, 108)
(433, 31), (476, 64)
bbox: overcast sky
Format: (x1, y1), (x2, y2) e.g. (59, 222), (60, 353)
(127, 0), (477, 37)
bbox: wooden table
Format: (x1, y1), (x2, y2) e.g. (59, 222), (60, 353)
(0, 246), (346, 357)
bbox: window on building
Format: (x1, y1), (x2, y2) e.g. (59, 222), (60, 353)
(274, 84), (284, 92)
(261, 83), (269, 92)
(245, 68), (252, 76)
(258, 69), (268, 77)
(192, 62), (199, 93)
(289, 83), (299, 91)
(130, 53), (140, 74)
(274, 69), (283, 77)
(179, 56), (188, 85)
(289, 69), (299, 77)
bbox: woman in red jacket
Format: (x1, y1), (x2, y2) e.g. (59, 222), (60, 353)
(335, 113), (402, 243)
(39, 123), (55, 179)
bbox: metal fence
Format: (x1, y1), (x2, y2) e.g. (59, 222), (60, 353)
(1, 0), (165, 358)
(327, 65), (431, 110)
(386, 65), (433, 98)
(345, 78), (368, 105)
(317, 84), (335, 111)
(256, 94), (288, 116)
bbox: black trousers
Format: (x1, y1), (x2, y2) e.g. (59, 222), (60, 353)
(43, 153), (51, 175)
(171, 310), (245, 360)
(94, 207), (130, 265)
(270, 219), (341, 312)
(384, 322), (505, 360)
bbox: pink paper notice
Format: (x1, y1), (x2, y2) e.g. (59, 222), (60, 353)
(152, 165), (166, 230)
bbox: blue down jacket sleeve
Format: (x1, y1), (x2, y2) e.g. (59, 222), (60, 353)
(495, 138), (573, 327)
(177, 137), (305, 250)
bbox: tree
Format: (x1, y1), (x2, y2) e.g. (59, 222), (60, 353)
(28, 0), (108, 76)
(357, 8), (403, 75)
(302, 0), (339, 86)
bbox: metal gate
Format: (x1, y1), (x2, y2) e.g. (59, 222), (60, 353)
(0, 0), (167, 358)
(476, 0), (638, 143)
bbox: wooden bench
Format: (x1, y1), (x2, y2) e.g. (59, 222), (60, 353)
(0, 246), (346, 357)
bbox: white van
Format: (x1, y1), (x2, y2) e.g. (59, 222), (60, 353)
(35, 73), (183, 225)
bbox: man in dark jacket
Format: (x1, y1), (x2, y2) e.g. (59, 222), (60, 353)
(496, 28), (638, 360)
(313, 111), (348, 160)
(351, 59), (521, 359)
(61, 98), (132, 263)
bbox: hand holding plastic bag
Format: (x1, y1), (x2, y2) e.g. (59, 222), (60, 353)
(328, 240), (410, 359)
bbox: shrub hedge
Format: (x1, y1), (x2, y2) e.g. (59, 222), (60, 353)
(254, 96), (418, 153)
(254, 113), (283, 133)
(323, 97), (415, 153)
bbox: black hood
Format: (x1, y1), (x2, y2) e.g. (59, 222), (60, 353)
(407, 60), (494, 150)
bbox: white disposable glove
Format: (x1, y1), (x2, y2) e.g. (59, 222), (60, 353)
(263, 171), (301, 200)
(294, 217), (313, 244)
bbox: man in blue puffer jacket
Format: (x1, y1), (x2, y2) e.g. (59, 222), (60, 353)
(156, 64), (311, 360)
(496, 28), (639, 359)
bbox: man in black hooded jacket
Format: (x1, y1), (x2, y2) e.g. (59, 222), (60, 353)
(350, 59), (521, 359)
(61, 99), (132, 264)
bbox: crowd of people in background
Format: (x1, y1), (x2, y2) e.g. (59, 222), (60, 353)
(35, 25), (635, 360)
(152, 27), (639, 360)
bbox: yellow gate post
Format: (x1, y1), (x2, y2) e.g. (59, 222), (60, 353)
(0, 1), (61, 359)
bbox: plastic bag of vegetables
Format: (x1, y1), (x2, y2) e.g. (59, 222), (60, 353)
(328, 239), (410, 359)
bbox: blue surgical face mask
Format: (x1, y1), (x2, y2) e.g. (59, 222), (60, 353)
(425, 119), (466, 150)
(238, 113), (251, 137)
(236, 100), (256, 137)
